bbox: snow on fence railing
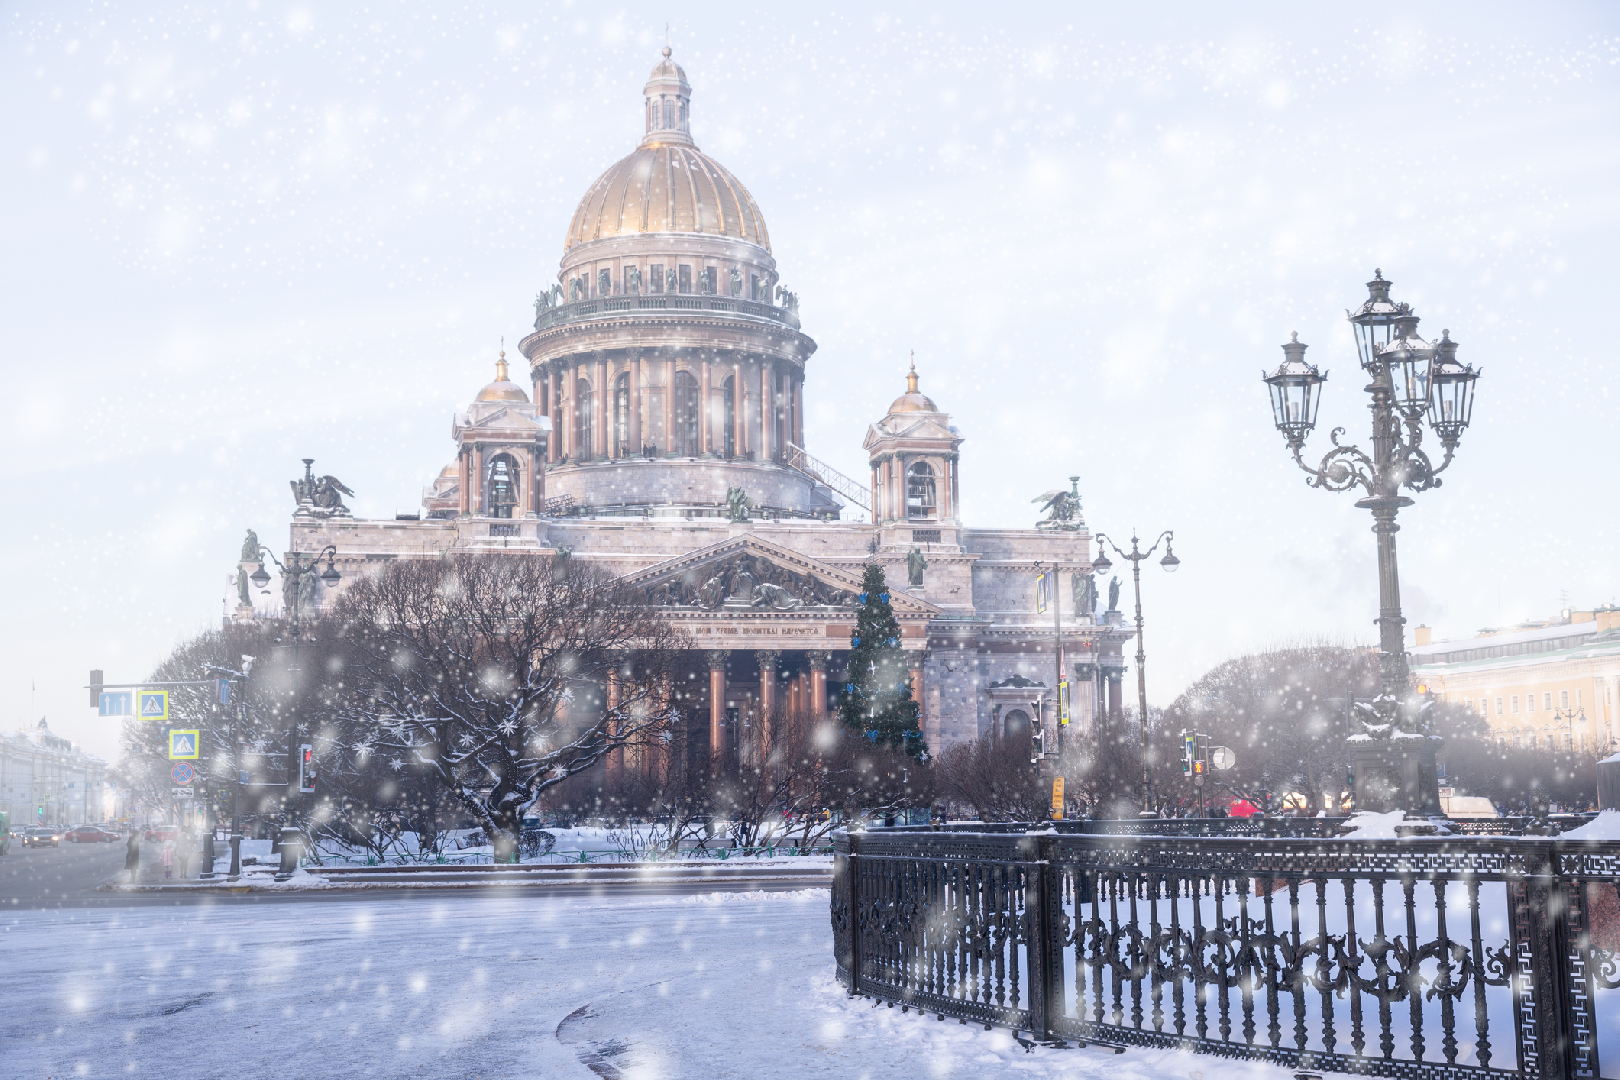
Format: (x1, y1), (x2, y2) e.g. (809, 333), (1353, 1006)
(832, 827), (1620, 1080)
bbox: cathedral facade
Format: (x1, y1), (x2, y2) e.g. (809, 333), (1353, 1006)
(283, 50), (1133, 760)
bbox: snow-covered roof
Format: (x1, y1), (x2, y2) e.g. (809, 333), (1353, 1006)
(1410, 620), (1614, 668)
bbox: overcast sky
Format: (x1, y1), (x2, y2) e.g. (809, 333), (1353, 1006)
(4, 2), (1617, 763)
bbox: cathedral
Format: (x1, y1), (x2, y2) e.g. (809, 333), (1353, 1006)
(280, 50), (1134, 759)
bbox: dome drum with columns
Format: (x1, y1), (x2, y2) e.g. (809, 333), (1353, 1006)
(287, 49), (1135, 777)
(517, 49), (825, 519)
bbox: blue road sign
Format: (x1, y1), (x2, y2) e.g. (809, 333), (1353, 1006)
(137, 690), (169, 722)
(167, 730), (200, 760)
(171, 761), (195, 784)
(99, 691), (132, 717)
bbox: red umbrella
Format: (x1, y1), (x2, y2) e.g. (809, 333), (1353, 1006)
(1227, 799), (1261, 818)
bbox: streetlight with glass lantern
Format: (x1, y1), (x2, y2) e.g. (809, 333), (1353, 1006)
(1090, 530), (1179, 816)
(247, 542), (341, 829)
(1262, 270), (1480, 821)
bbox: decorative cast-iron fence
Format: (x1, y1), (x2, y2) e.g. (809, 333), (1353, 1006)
(831, 828), (1620, 1080)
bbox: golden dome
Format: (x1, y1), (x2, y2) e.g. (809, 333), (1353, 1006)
(888, 357), (938, 414)
(563, 50), (770, 253)
(475, 352), (530, 403)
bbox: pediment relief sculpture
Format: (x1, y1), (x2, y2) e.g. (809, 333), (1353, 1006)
(644, 551), (856, 612)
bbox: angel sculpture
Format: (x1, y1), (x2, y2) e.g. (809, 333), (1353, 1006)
(290, 460), (355, 517)
(1032, 488), (1082, 530)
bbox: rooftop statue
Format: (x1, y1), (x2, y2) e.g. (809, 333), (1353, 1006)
(725, 486), (752, 523)
(239, 528), (260, 564)
(291, 459), (354, 517)
(906, 546), (927, 587)
(1033, 478), (1084, 531)
(533, 285), (562, 328)
(1073, 571), (1097, 617)
(1107, 576), (1121, 612)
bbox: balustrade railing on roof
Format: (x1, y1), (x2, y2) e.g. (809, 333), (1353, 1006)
(531, 293), (800, 333)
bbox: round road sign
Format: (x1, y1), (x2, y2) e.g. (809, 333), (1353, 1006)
(1210, 746), (1236, 771)
(171, 762), (195, 785)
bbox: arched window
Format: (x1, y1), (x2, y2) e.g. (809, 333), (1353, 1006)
(662, 99), (674, 129)
(486, 453), (519, 518)
(574, 378), (593, 460)
(906, 461), (937, 520)
(1003, 709), (1031, 742)
(673, 370), (700, 456)
(722, 374), (737, 458)
(614, 372), (631, 456)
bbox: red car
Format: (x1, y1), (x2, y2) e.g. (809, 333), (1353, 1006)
(143, 823), (179, 842)
(64, 826), (118, 843)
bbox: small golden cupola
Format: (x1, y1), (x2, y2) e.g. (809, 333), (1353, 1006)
(887, 356), (940, 414)
(476, 346), (531, 403)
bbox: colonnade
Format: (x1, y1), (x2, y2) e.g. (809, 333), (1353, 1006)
(534, 352), (805, 463)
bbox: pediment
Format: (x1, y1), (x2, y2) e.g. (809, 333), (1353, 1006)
(466, 406), (549, 433)
(863, 415), (957, 448)
(627, 534), (936, 616)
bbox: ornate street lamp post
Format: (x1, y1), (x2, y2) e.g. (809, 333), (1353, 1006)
(1090, 530), (1178, 816)
(248, 543), (340, 828)
(1262, 270), (1479, 821)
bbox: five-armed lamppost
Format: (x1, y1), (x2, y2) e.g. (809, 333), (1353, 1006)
(1091, 530), (1178, 816)
(1262, 270), (1479, 818)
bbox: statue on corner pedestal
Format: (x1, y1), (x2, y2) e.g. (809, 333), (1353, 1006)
(1073, 572), (1097, 619)
(725, 487), (752, 523)
(906, 547), (927, 588)
(1107, 576), (1121, 612)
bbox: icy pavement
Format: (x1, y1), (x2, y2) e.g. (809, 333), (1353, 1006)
(0, 888), (1308, 1080)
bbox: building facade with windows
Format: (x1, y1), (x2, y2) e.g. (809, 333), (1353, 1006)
(273, 50), (1137, 765)
(0, 720), (112, 828)
(1410, 608), (1620, 751)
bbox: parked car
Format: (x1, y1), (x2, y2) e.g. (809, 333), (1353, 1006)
(64, 826), (119, 843)
(23, 828), (61, 848)
(143, 823), (179, 843)
(0, 811), (9, 855)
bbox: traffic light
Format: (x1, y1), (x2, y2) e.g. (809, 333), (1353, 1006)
(89, 670), (103, 709)
(1030, 726), (1045, 763)
(297, 744), (317, 794)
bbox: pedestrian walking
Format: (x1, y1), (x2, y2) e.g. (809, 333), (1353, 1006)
(124, 831), (141, 884)
(160, 840), (174, 880)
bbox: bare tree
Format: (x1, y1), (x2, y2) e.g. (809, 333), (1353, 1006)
(121, 621), (325, 831)
(1158, 642), (1379, 812)
(327, 553), (683, 861)
(933, 737), (1045, 822)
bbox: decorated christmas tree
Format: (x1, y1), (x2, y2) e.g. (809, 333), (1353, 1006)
(838, 563), (925, 757)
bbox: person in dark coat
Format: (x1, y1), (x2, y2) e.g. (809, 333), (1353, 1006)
(125, 831), (141, 883)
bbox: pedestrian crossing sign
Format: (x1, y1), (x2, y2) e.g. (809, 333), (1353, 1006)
(137, 690), (169, 722)
(168, 730), (200, 760)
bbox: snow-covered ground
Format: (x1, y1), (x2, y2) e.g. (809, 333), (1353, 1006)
(1, 889), (1304, 1080)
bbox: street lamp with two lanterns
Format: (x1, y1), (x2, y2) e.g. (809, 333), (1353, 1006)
(1091, 530), (1179, 816)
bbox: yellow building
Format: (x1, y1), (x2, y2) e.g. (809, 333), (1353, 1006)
(1411, 608), (1620, 752)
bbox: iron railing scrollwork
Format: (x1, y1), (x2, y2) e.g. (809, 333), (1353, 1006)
(833, 829), (1620, 1080)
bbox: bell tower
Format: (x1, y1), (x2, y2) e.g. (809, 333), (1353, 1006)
(863, 359), (964, 550)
